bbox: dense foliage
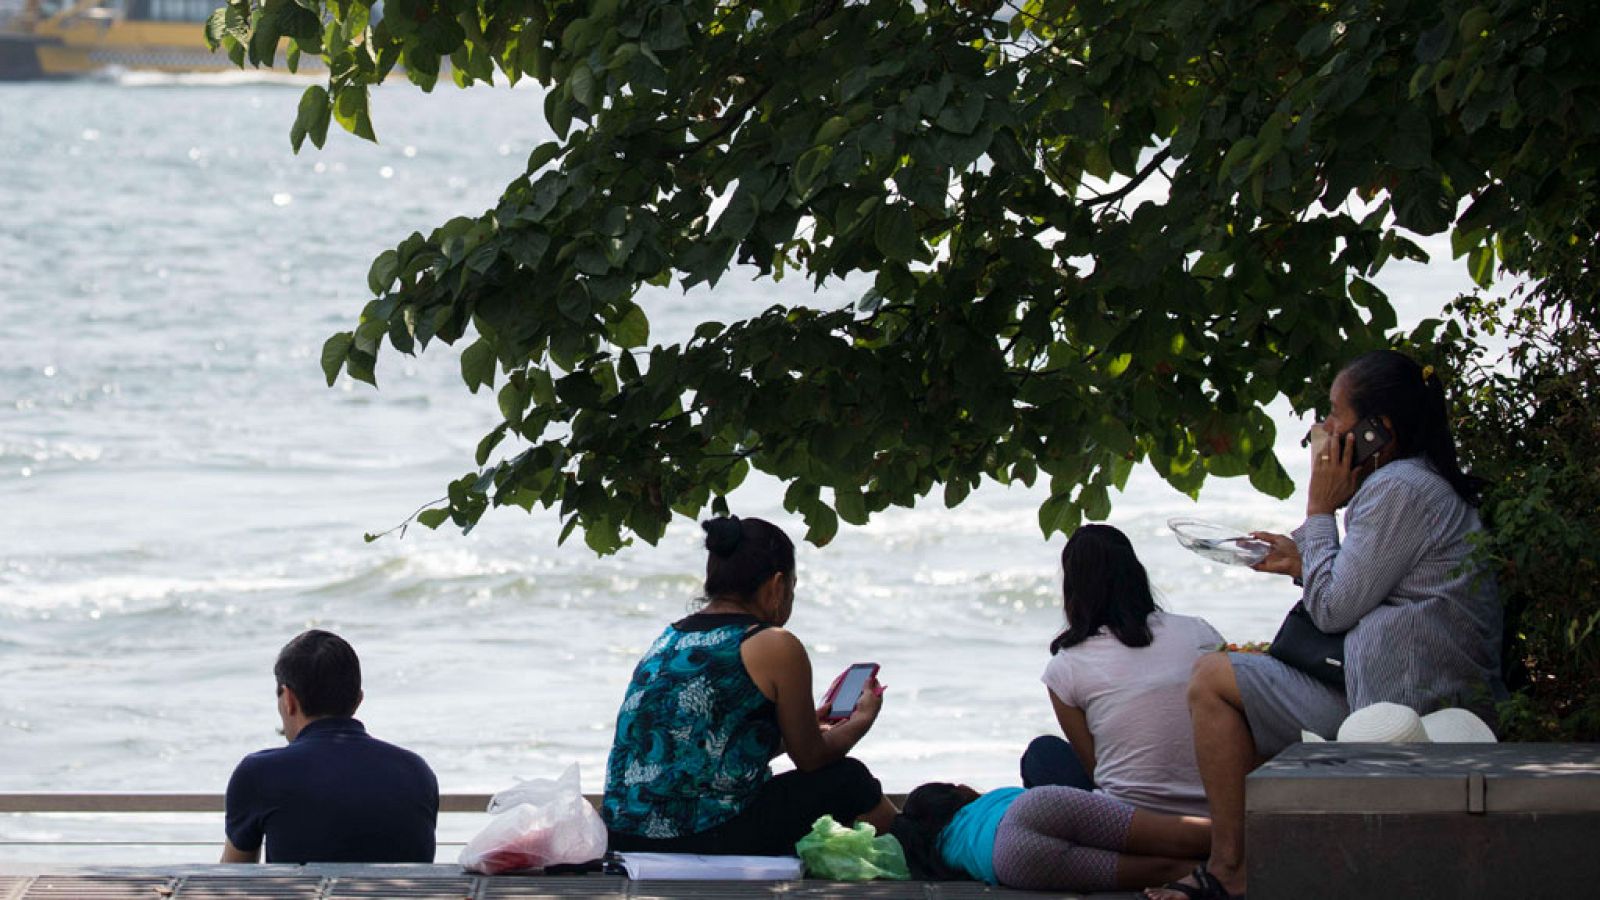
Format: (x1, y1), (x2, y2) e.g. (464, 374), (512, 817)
(208, 0), (1596, 555)
(1448, 304), (1599, 740)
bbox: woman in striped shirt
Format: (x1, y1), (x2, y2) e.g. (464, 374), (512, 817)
(1147, 350), (1504, 900)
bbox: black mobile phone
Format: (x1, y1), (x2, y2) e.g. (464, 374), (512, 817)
(1351, 416), (1392, 465)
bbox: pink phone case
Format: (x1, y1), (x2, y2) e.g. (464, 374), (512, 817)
(820, 663), (880, 723)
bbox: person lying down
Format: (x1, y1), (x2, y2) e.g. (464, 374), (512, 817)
(890, 782), (1211, 892)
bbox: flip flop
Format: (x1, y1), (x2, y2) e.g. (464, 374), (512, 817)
(1148, 864), (1245, 900)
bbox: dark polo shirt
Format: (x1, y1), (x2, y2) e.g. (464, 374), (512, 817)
(224, 717), (438, 863)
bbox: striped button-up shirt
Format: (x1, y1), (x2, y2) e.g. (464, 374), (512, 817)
(1292, 457), (1504, 714)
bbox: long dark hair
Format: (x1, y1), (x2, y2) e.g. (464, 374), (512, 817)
(700, 515), (795, 606)
(887, 783), (976, 881)
(1339, 350), (1486, 505)
(1049, 524), (1159, 654)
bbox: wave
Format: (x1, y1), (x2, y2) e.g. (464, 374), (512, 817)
(0, 572), (307, 612)
(107, 69), (315, 89)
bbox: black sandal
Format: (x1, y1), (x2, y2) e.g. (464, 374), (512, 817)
(1149, 864), (1244, 900)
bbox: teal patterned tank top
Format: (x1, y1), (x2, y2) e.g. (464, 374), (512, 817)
(602, 613), (781, 838)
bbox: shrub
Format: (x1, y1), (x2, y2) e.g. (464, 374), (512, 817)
(1449, 301), (1600, 740)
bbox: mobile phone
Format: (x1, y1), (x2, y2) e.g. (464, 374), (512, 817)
(819, 663), (879, 723)
(1351, 416), (1392, 465)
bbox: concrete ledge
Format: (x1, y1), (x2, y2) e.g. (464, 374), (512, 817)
(1247, 743), (1600, 899)
(0, 865), (1130, 899)
(1248, 743), (1600, 813)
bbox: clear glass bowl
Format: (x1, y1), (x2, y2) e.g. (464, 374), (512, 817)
(1167, 517), (1272, 566)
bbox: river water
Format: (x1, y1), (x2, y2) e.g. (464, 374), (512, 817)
(0, 75), (1487, 858)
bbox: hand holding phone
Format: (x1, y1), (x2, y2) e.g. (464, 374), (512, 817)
(1350, 416), (1393, 466)
(819, 663), (881, 724)
(1307, 430), (1364, 516)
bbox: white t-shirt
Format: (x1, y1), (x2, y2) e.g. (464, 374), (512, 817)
(1040, 610), (1223, 817)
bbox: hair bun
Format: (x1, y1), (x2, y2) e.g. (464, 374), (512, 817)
(702, 516), (744, 557)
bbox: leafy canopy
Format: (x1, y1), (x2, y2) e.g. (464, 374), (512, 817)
(212, 0), (1600, 553)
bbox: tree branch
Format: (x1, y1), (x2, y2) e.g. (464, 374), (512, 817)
(1083, 146), (1174, 209)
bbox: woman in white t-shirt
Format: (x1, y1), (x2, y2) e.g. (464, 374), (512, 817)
(1022, 524), (1223, 818)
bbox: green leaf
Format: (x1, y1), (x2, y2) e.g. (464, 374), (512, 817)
(874, 204), (917, 263)
(943, 478), (971, 509)
(803, 502), (839, 547)
(417, 507), (452, 529)
(1468, 243), (1495, 288)
(475, 425), (507, 466)
(835, 488), (868, 525)
(367, 249), (399, 295)
(460, 338), (497, 393)
(320, 332), (352, 386)
(613, 305), (650, 349)
(814, 115), (851, 146)
(204, 8), (228, 50)
(1248, 453), (1295, 499)
(570, 63), (598, 109)
(527, 141), (563, 172)
(1415, 22), (1451, 62)
(291, 84), (330, 152)
(648, 6), (690, 52)
(557, 284), (592, 323)
(1038, 492), (1079, 537)
(333, 86), (376, 142)
(1080, 483), (1111, 520)
(935, 92), (986, 135)
(498, 379), (530, 424)
(345, 348), (377, 387)
(791, 145), (834, 198)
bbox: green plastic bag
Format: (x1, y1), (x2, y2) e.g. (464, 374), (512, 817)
(795, 815), (911, 881)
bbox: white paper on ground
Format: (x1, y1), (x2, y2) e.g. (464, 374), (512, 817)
(615, 852), (804, 881)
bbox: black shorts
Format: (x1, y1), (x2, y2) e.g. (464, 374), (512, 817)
(608, 757), (883, 856)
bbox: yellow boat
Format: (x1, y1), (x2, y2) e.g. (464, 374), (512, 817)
(0, 0), (269, 79)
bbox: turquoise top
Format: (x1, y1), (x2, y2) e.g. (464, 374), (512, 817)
(602, 613), (781, 838)
(938, 787), (1025, 885)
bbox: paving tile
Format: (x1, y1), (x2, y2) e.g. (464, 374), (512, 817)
(630, 882), (788, 898)
(478, 876), (627, 898)
(0, 872), (1135, 899)
(172, 876), (325, 899)
(21, 876), (177, 899)
(326, 875), (476, 899)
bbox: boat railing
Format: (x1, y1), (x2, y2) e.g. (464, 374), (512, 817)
(0, 791), (913, 852)
(0, 793), (498, 852)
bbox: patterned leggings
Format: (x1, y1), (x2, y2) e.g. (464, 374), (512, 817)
(990, 786), (1135, 892)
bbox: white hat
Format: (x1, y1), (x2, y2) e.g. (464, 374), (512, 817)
(1336, 702), (1431, 742)
(1300, 703), (1497, 744)
(1420, 707), (1497, 743)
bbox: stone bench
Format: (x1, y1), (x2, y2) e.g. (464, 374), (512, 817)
(0, 865), (1132, 899)
(1246, 742), (1600, 899)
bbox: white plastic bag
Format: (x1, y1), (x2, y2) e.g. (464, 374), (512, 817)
(458, 763), (608, 874)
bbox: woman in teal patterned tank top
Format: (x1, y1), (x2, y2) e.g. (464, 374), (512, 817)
(603, 516), (897, 855)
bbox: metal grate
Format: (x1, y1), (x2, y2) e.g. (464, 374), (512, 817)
(1, 878), (29, 900)
(171, 876), (326, 898)
(325, 876), (477, 898)
(21, 876), (177, 898)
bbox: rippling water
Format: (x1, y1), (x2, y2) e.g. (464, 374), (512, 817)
(0, 75), (1488, 857)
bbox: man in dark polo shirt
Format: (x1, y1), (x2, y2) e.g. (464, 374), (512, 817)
(221, 629), (439, 863)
